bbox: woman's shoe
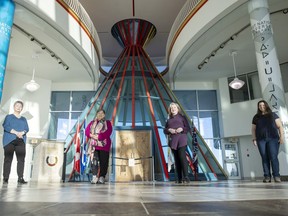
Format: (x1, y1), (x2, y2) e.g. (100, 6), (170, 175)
(98, 176), (105, 184)
(18, 178), (27, 184)
(263, 177), (271, 183)
(274, 176), (281, 183)
(183, 176), (190, 183)
(91, 175), (98, 184)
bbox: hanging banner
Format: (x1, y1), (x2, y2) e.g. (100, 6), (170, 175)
(248, 0), (288, 154)
(0, 0), (15, 103)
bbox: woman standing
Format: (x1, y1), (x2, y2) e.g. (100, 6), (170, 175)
(164, 102), (191, 183)
(85, 109), (112, 184)
(2, 100), (29, 184)
(251, 100), (284, 183)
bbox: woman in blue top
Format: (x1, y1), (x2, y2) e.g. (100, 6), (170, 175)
(251, 100), (284, 183)
(2, 101), (29, 184)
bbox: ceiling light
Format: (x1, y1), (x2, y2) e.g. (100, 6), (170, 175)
(25, 79), (40, 92)
(24, 55), (40, 92)
(229, 77), (245, 90)
(229, 51), (245, 90)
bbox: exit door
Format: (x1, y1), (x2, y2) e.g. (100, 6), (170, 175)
(222, 143), (241, 180)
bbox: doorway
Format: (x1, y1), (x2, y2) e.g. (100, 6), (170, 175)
(222, 142), (241, 180)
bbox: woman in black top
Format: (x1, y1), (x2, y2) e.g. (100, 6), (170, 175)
(251, 100), (284, 183)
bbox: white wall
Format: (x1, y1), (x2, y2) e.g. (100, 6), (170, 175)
(52, 82), (95, 91)
(174, 81), (217, 90)
(238, 136), (263, 180)
(218, 77), (257, 137)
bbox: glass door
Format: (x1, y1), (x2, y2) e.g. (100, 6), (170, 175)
(222, 143), (241, 180)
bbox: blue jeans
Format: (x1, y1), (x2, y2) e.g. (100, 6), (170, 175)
(257, 138), (280, 178)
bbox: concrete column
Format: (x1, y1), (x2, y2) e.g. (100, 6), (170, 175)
(0, 0), (15, 103)
(248, 0), (288, 154)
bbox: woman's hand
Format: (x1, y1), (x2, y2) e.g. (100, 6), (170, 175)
(279, 136), (284, 144)
(176, 128), (183, 133)
(14, 131), (24, 138)
(90, 133), (98, 140)
(168, 128), (176, 134)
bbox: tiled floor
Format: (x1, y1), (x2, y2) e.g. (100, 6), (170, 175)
(1, 180), (288, 215)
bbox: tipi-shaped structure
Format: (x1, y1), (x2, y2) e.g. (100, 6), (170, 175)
(63, 19), (227, 182)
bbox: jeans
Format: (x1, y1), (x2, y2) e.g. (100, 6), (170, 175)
(257, 138), (280, 178)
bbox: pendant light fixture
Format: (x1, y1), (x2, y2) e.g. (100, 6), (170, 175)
(229, 51), (245, 90)
(24, 54), (40, 92)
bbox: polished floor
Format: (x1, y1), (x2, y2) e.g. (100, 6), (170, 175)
(1, 179), (288, 215)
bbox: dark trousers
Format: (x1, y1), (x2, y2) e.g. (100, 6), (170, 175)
(91, 150), (109, 177)
(172, 146), (188, 181)
(3, 138), (26, 180)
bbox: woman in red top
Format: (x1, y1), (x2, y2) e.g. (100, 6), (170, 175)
(85, 109), (113, 184)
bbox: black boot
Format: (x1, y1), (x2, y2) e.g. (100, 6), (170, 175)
(3, 178), (8, 184)
(18, 178), (27, 184)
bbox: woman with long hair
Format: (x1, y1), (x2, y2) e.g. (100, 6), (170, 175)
(251, 100), (284, 183)
(164, 102), (191, 183)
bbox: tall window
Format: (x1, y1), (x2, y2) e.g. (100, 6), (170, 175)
(48, 91), (94, 140)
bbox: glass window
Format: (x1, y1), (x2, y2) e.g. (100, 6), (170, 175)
(72, 91), (94, 111)
(247, 72), (261, 100)
(198, 90), (218, 110)
(172, 90), (219, 138)
(48, 112), (69, 140)
(50, 92), (70, 111)
(280, 63), (288, 93)
(199, 111), (220, 138)
(173, 90), (197, 110)
(49, 91), (94, 140)
(185, 111), (198, 130)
